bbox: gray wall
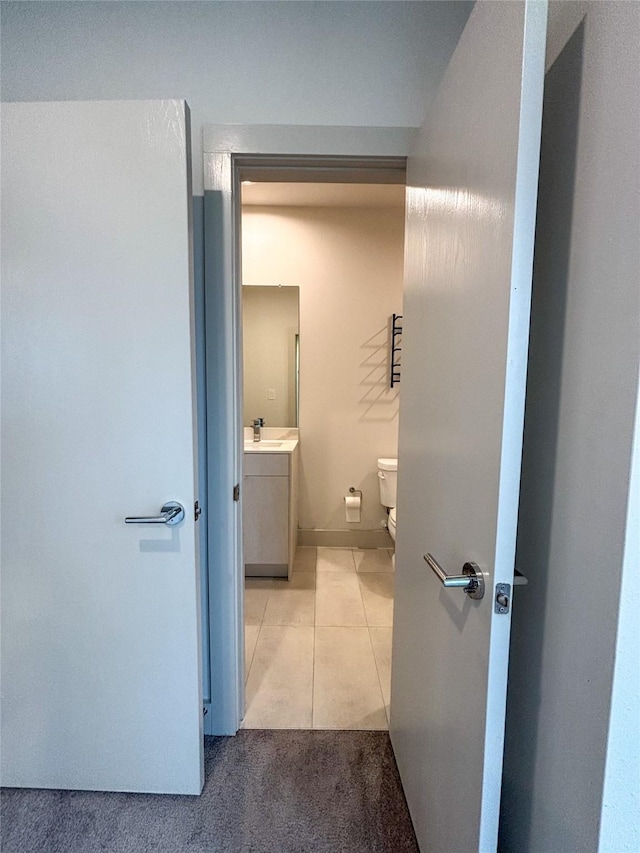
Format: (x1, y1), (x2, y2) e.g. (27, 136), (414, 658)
(500, 3), (640, 851)
(0, 0), (472, 193)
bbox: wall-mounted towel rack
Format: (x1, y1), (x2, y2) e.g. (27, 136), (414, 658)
(390, 313), (403, 388)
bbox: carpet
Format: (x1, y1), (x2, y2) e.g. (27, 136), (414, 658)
(1, 730), (419, 852)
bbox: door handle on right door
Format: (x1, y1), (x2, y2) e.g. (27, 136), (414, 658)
(424, 553), (485, 600)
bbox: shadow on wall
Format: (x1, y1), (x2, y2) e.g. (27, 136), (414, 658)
(499, 20), (584, 852)
(358, 324), (400, 422)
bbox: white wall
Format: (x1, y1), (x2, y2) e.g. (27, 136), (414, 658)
(0, 1), (472, 194)
(499, 3), (640, 850)
(242, 204), (404, 542)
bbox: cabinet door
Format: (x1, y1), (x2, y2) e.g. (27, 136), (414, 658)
(244, 476), (289, 565)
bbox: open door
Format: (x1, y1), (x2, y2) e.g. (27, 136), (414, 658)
(391, 2), (546, 850)
(1, 100), (204, 794)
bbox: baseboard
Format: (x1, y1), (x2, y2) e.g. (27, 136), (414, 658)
(245, 563), (288, 578)
(297, 528), (393, 550)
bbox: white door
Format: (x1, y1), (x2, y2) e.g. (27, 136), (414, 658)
(391, 2), (546, 850)
(1, 100), (204, 794)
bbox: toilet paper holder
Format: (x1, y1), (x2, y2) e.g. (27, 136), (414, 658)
(345, 487), (362, 523)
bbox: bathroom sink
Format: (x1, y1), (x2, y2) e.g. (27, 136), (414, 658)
(244, 440), (283, 449)
(243, 438), (298, 453)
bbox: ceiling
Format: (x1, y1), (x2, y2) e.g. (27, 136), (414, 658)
(241, 182), (406, 210)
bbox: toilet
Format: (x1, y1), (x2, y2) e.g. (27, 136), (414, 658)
(377, 458), (398, 563)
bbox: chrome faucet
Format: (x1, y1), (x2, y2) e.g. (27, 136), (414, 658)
(252, 418), (265, 442)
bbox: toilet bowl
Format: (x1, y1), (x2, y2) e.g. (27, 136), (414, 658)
(377, 458), (398, 565)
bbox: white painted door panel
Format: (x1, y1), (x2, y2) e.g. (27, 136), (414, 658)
(1, 101), (203, 794)
(391, 3), (546, 851)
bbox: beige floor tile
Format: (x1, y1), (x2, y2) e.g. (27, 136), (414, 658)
(315, 572), (366, 627)
(293, 546), (317, 572)
(369, 627), (393, 722)
(243, 626), (314, 729)
(244, 579), (275, 626)
(244, 625), (260, 678)
(263, 573), (316, 626)
(316, 547), (356, 573)
(353, 548), (394, 573)
(313, 627), (388, 730)
(359, 574), (394, 627)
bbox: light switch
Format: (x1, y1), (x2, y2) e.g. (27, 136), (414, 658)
(268, 388), (276, 400)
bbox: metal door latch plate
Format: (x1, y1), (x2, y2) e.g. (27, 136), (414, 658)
(495, 583), (511, 614)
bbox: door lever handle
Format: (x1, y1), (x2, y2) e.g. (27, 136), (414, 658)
(424, 552), (485, 600)
(125, 501), (185, 526)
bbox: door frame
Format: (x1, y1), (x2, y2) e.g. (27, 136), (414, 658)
(202, 125), (415, 735)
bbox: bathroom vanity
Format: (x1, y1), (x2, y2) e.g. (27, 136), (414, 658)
(243, 438), (299, 578)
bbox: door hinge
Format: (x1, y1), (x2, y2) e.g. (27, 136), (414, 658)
(495, 583), (511, 614)
(194, 500), (202, 521)
(233, 483), (240, 502)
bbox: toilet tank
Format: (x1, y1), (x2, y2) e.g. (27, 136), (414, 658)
(377, 457), (398, 508)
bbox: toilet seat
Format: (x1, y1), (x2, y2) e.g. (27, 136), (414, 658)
(388, 507), (397, 541)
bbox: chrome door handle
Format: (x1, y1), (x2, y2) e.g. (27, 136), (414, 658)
(424, 552), (485, 600)
(125, 501), (185, 526)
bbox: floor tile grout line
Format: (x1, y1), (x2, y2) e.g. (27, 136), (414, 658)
(245, 622), (262, 686)
(312, 624), (385, 732)
(260, 582), (270, 626)
(355, 549), (391, 729)
(316, 568), (367, 629)
(311, 550), (317, 729)
(368, 624), (391, 729)
(244, 599), (267, 717)
(354, 552), (390, 730)
(356, 559), (372, 629)
(311, 621), (317, 729)
(244, 581), (271, 720)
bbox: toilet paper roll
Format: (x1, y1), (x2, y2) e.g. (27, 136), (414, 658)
(344, 494), (361, 523)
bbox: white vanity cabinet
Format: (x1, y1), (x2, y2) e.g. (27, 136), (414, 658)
(243, 443), (298, 578)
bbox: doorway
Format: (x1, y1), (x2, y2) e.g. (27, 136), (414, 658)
(201, 130), (413, 738)
(238, 175), (406, 728)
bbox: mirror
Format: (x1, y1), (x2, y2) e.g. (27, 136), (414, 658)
(242, 285), (300, 427)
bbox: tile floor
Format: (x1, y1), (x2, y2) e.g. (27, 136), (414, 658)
(244, 546), (394, 730)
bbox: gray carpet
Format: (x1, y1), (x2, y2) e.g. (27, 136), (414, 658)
(1, 730), (419, 853)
